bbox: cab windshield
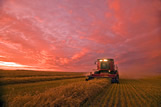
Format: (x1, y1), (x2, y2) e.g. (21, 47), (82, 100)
(100, 62), (110, 69)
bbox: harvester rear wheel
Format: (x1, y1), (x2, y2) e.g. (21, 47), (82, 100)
(116, 75), (119, 84)
(111, 78), (115, 83)
(116, 78), (119, 84)
(111, 76), (119, 84)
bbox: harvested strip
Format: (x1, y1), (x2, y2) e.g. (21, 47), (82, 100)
(128, 83), (142, 106)
(86, 85), (112, 106)
(107, 84), (118, 107)
(82, 77), (161, 107)
(125, 81), (137, 107)
(101, 84), (115, 106)
(120, 82), (126, 107)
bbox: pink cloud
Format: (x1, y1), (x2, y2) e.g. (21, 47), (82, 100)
(72, 48), (89, 60)
(0, 0), (160, 74)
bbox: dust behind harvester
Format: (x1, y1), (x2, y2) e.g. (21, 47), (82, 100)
(86, 59), (119, 83)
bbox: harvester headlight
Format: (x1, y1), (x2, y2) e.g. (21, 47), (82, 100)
(100, 60), (103, 62)
(104, 59), (108, 61)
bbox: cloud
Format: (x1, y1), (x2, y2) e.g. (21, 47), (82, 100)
(0, 0), (160, 74)
(72, 48), (89, 60)
(108, 0), (161, 36)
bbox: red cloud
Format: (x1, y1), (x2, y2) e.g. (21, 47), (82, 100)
(34, 16), (43, 23)
(0, 0), (160, 74)
(72, 48), (89, 60)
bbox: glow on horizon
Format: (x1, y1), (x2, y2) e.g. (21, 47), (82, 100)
(0, 61), (28, 67)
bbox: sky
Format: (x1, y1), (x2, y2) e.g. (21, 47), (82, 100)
(0, 0), (161, 75)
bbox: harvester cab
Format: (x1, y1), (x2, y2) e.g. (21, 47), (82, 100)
(86, 59), (119, 83)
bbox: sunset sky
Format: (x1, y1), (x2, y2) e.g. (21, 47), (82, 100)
(0, 0), (161, 74)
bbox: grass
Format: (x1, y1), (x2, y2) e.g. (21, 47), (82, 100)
(0, 70), (84, 78)
(0, 70), (161, 107)
(3, 79), (110, 107)
(0, 70), (84, 85)
(0, 70), (110, 107)
(0, 70), (86, 106)
(1, 78), (85, 96)
(0, 76), (84, 85)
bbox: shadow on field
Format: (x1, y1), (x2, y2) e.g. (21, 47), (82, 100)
(0, 84), (4, 106)
(0, 69), (4, 106)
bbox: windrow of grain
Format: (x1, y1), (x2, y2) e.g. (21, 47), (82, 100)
(0, 76), (84, 85)
(4, 78), (110, 107)
(0, 70), (84, 78)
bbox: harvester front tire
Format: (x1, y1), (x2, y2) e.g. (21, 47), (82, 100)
(85, 79), (88, 81)
(116, 77), (119, 84)
(85, 77), (94, 81)
(111, 78), (115, 83)
(116, 79), (119, 84)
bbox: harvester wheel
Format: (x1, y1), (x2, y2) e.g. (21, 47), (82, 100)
(111, 78), (115, 83)
(116, 75), (119, 84)
(111, 77), (119, 84)
(117, 80), (119, 84)
(116, 79), (119, 84)
(85, 77), (94, 81)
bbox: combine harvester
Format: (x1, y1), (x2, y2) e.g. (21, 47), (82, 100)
(86, 59), (119, 83)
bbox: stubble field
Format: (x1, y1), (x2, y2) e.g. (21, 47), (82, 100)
(0, 70), (160, 107)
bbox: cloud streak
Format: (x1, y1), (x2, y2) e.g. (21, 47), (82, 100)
(0, 0), (160, 74)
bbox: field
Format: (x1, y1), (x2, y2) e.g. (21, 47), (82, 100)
(0, 70), (161, 107)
